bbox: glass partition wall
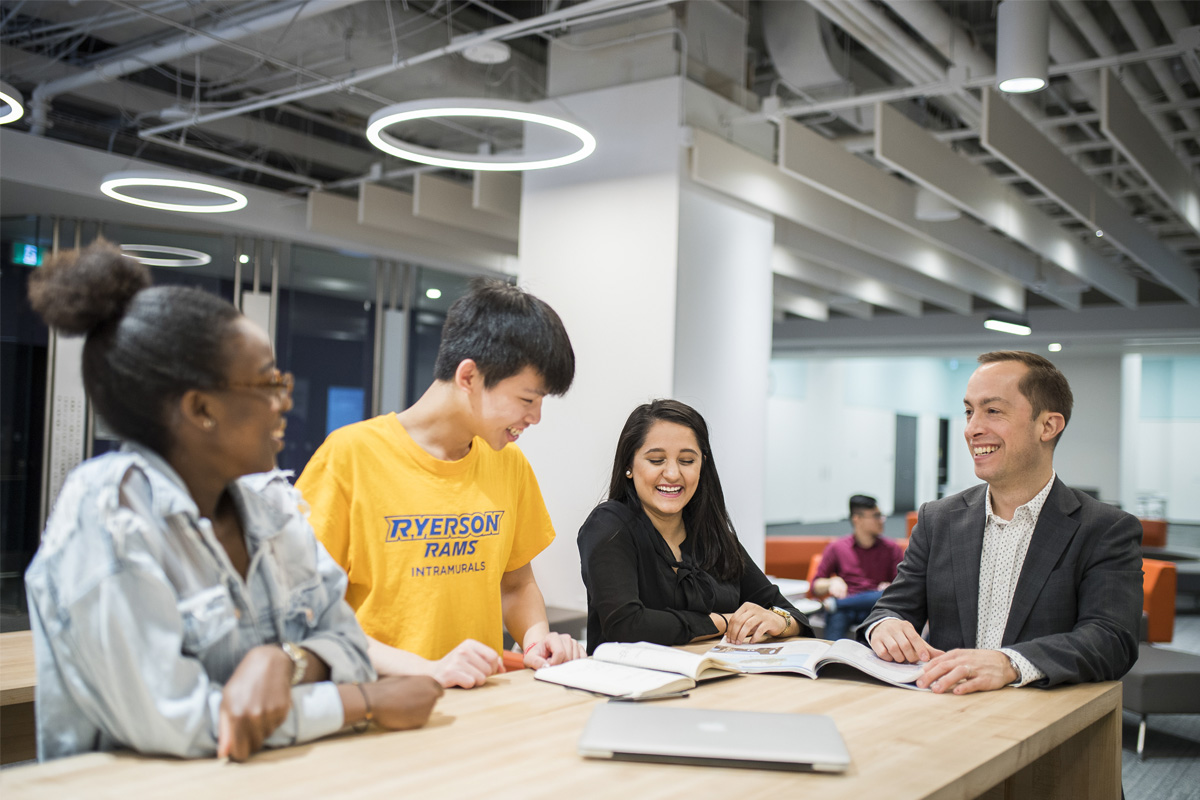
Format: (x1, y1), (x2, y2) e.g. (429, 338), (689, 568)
(0, 215), (480, 631)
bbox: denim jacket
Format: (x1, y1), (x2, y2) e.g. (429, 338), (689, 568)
(25, 443), (375, 761)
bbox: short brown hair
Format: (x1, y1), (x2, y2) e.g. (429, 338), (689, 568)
(977, 351), (1073, 445)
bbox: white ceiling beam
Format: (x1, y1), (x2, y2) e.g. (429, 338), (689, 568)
(775, 272), (873, 320)
(772, 275), (829, 321)
(689, 128), (1018, 313)
(774, 218), (972, 315)
(772, 245), (922, 317)
(413, 174), (518, 241)
(980, 88), (1197, 306)
(777, 117), (1081, 311)
(874, 102), (1138, 309)
(356, 184), (517, 256)
(0, 44), (374, 176)
(473, 172), (522, 219)
(1101, 69), (1200, 241)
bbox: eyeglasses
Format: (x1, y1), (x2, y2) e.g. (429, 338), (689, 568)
(224, 369), (294, 404)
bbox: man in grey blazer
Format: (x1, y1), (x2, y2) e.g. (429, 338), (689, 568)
(859, 351), (1142, 694)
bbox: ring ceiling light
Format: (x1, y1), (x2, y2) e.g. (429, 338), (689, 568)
(0, 80), (24, 125)
(366, 98), (595, 172)
(120, 244), (212, 268)
(100, 171), (248, 213)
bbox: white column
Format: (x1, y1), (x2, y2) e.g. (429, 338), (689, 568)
(519, 76), (775, 610)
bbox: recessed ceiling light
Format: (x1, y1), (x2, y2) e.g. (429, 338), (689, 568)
(425, 287), (442, 299)
(984, 316), (1031, 336)
(120, 244), (211, 268)
(239, 254), (251, 264)
(462, 40), (511, 65)
(366, 98), (596, 171)
(100, 171), (248, 213)
(1095, 229), (1104, 238)
(0, 80), (24, 125)
(1048, 343), (1063, 352)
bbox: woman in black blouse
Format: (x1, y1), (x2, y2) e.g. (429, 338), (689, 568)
(578, 400), (812, 654)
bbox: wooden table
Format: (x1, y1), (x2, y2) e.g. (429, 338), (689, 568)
(0, 631), (37, 764)
(0, 646), (1120, 799)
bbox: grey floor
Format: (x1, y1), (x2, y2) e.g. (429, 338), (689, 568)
(1123, 608), (1200, 800)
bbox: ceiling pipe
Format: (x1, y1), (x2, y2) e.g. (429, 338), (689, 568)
(28, 0), (360, 135)
(1053, 1), (1175, 138)
(804, 0), (982, 128)
(1109, 0), (1200, 133)
(1152, 2), (1200, 97)
(137, 0), (669, 140)
(881, 0), (1083, 152)
(738, 42), (1189, 122)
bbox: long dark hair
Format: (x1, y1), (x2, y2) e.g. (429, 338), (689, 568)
(607, 399), (743, 582)
(27, 238), (241, 456)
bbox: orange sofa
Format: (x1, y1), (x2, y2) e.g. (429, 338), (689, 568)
(764, 536), (835, 580)
(1142, 558), (1176, 643)
(1140, 519), (1168, 548)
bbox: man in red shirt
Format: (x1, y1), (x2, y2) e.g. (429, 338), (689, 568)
(812, 495), (905, 640)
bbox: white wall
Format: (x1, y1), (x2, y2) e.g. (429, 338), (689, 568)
(768, 350), (1200, 525)
(518, 78), (683, 611)
(1048, 355), (1122, 502)
(1122, 353), (1200, 522)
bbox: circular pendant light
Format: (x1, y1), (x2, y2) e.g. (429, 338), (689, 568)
(0, 80), (25, 125)
(366, 98), (596, 171)
(120, 244), (212, 267)
(100, 171), (248, 213)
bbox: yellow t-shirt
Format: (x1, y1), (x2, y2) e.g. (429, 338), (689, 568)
(295, 413), (555, 660)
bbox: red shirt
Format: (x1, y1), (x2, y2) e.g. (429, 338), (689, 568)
(814, 534), (905, 596)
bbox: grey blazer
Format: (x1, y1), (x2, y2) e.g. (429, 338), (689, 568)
(858, 478), (1143, 687)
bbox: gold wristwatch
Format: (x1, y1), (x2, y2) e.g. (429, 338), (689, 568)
(281, 642), (308, 686)
(770, 606), (794, 636)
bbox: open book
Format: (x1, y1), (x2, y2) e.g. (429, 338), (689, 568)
(704, 639), (929, 691)
(534, 642), (741, 699)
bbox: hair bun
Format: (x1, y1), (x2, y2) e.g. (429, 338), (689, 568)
(27, 239), (151, 336)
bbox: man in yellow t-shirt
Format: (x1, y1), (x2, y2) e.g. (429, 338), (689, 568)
(297, 278), (584, 689)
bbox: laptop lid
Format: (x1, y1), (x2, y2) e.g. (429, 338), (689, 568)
(577, 702), (851, 773)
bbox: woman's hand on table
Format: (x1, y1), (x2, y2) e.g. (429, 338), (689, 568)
(217, 644), (295, 761)
(725, 603), (788, 644)
(344, 676), (444, 730)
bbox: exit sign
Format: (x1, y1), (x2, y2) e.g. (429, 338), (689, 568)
(12, 242), (41, 266)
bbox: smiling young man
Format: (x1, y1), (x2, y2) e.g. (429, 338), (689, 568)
(296, 278), (585, 689)
(812, 495), (904, 641)
(858, 351), (1142, 694)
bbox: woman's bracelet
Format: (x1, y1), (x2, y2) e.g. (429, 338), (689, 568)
(719, 613), (730, 634)
(353, 682), (374, 733)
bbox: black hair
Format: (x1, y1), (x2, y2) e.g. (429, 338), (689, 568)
(432, 277), (574, 395)
(849, 494), (878, 518)
(27, 238), (242, 456)
(607, 399), (743, 582)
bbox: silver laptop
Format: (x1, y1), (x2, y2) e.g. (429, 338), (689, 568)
(577, 702), (852, 773)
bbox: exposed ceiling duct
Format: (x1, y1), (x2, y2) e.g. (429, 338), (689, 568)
(0, 0), (1196, 327)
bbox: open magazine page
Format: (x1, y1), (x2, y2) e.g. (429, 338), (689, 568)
(592, 642), (738, 680)
(819, 639), (929, 690)
(534, 658), (694, 698)
(703, 641), (830, 677)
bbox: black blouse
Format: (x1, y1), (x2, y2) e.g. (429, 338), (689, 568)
(577, 500), (811, 654)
